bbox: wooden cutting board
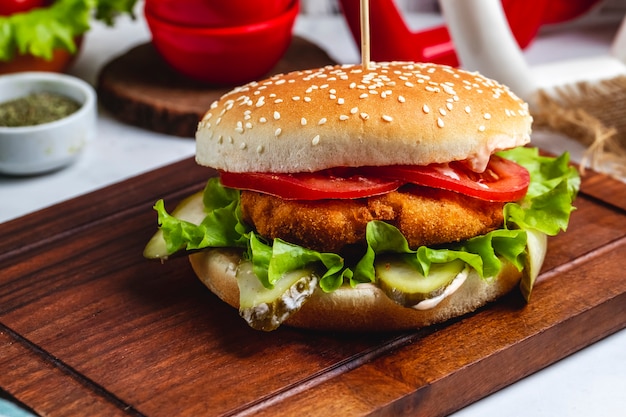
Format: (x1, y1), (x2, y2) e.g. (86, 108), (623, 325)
(0, 160), (625, 417)
(96, 37), (337, 137)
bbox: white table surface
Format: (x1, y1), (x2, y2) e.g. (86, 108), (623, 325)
(1, 4), (624, 416)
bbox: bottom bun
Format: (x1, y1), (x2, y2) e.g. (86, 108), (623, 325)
(189, 248), (530, 332)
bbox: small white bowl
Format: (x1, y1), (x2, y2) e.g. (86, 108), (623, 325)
(0, 72), (97, 175)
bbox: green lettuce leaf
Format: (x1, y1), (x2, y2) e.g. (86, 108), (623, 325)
(0, 0), (136, 62)
(154, 178), (249, 254)
(152, 147), (580, 298)
(499, 147), (579, 236)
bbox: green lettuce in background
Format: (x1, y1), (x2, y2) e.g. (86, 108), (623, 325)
(154, 147), (580, 300)
(0, 0), (137, 62)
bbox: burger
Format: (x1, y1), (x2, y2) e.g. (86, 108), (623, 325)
(144, 62), (579, 332)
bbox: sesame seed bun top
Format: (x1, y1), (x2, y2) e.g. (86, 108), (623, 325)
(195, 62), (532, 173)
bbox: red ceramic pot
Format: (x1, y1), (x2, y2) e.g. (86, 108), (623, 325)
(144, 0), (293, 27)
(145, 0), (298, 85)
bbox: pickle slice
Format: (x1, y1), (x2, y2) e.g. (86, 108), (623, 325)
(375, 257), (465, 307)
(236, 261), (318, 331)
(143, 191), (206, 260)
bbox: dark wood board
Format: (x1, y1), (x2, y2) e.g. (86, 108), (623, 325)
(1, 158), (625, 417)
(96, 37), (337, 137)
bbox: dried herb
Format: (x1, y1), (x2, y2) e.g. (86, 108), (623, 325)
(0, 92), (81, 127)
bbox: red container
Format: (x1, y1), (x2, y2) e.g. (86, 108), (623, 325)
(145, 1), (298, 85)
(338, 0), (601, 67)
(144, 0), (293, 27)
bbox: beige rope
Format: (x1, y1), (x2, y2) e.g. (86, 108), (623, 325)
(532, 75), (626, 179)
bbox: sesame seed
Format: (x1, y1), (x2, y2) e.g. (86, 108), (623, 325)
(437, 117), (445, 128)
(312, 135), (320, 145)
(423, 104), (430, 114)
(337, 98), (345, 104)
(275, 128), (282, 137)
(239, 142), (247, 149)
(318, 118), (327, 125)
(478, 125), (486, 132)
(330, 94), (337, 100)
(464, 106), (471, 113)
(382, 115), (393, 122)
(439, 108), (447, 116)
(228, 136), (233, 144)
(405, 81), (414, 87)
(484, 113), (491, 119)
(256, 145), (265, 154)
(304, 97), (312, 102)
(245, 122), (252, 129)
(360, 112), (369, 120)
(446, 102), (453, 111)
(274, 99), (283, 104)
(301, 117), (307, 126)
(217, 135), (223, 144)
(442, 84), (456, 95)
(292, 96), (301, 101)
(359, 93), (368, 99)
(259, 117), (267, 123)
(339, 115), (349, 121)
(273, 111), (280, 120)
(398, 95), (406, 103)
(350, 107), (358, 114)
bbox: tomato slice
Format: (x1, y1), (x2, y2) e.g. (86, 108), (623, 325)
(363, 155), (530, 202)
(219, 169), (403, 200)
(219, 156), (529, 202)
(0, 0), (46, 16)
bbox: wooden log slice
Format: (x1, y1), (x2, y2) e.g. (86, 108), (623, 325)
(97, 37), (337, 138)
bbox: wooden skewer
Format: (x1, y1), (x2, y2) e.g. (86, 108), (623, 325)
(360, 0), (371, 69)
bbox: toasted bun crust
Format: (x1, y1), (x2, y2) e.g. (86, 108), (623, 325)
(188, 247), (536, 332)
(196, 62), (532, 173)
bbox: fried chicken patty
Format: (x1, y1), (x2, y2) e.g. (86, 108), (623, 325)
(240, 186), (505, 254)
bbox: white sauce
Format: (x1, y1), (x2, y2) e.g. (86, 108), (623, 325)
(466, 134), (530, 172)
(435, 164), (461, 180)
(412, 266), (470, 310)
